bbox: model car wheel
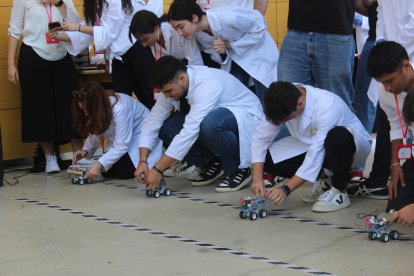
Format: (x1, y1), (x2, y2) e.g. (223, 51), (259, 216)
(164, 189), (171, 196)
(259, 210), (267, 218)
(239, 211), (247, 219)
(368, 232), (376, 240)
(146, 190), (153, 197)
(381, 233), (390, 242)
(249, 212), (257, 221)
(390, 230), (399, 240)
(71, 178), (77, 185)
(153, 191), (160, 198)
(78, 178), (85, 185)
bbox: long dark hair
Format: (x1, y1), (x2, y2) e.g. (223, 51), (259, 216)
(84, 0), (133, 26)
(72, 82), (119, 136)
(168, 0), (205, 22)
(129, 10), (162, 42)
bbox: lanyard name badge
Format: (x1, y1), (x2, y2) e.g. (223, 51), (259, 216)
(44, 4), (59, 44)
(203, 0), (211, 10)
(152, 45), (163, 99)
(395, 95), (412, 160)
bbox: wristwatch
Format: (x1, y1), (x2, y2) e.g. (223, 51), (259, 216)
(55, 0), (64, 7)
(280, 184), (291, 196)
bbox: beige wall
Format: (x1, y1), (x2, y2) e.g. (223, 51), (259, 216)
(0, 0), (288, 160)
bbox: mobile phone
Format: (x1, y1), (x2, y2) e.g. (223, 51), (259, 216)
(48, 21), (61, 30)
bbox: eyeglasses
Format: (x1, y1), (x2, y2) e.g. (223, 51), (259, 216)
(73, 88), (88, 96)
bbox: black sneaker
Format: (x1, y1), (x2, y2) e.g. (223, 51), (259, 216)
(346, 179), (388, 200)
(190, 159), (223, 186)
(215, 168), (252, 192)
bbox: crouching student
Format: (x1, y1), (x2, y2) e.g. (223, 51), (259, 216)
(366, 41), (414, 225)
(136, 56), (263, 192)
(72, 82), (163, 180)
(251, 81), (371, 212)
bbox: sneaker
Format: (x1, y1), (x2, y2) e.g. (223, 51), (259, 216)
(190, 160), (223, 186)
(263, 173), (288, 188)
(215, 168), (252, 192)
(346, 180), (388, 200)
(164, 161), (199, 178)
(77, 158), (95, 166)
(302, 178), (331, 203)
(312, 187), (351, 212)
(45, 155), (60, 174)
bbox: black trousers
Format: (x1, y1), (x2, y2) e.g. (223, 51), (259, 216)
(102, 153), (135, 179)
(111, 42), (156, 109)
(264, 126), (356, 191)
(387, 159), (414, 211)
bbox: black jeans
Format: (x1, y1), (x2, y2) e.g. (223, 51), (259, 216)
(102, 153), (135, 179)
(264, 126), (356, 191)
(387, 159), (414, 211)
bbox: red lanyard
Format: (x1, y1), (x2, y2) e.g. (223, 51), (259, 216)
(152, 45), (163, 99)
(203, 0), (211, 10)
(100, 135), (105, 153)
(395, 94), (409, 143)
(43, 4), (53, 23)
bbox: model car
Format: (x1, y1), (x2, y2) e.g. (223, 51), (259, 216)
(67, 165), (92, 185)
(146, 179), (171, 198)
(364, 210), (399, 242)
(239, 196), (267, 220)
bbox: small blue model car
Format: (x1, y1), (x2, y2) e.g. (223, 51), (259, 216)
(67, 165), (92, 185)
(239, 196), (267, 220)
(364, 210), (399, 242)
(146, 178), (171, 198)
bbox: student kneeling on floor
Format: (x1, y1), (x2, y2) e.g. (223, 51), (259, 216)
(251, 81), (372, 212)
(136, 56), (263, 192)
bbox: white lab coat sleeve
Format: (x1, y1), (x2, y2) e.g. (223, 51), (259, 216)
(93, 0), (123, 52)
(376, 2), (385, 41)
(182, 38), (204, 65)
(398, 4), (414, 53)
(98, 105), (133, 171)
(227, 11), (266, 57)
(63, 0), (81, 23)
(378, 91), (405, 141)
(82, 135), (101, 159)
(139, 94), (175, 151)
(251, 117), (280, 163)
(63, 19), (93, 56)
(295, 110), (339, 183)
(165, 82), (222, 160)
(8, 0), (24, 40)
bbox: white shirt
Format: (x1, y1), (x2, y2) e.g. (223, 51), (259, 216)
(83, 93), (162, 171)
(151, 22), (203, 65)
(204, 6), (278, 87)
(377, 0), (414, 62)
(65, 0), (162, 62)
(8, 0), (80, 61)
(197, 0), (253, 10)
(140, 65), (263, 168)
(252, 84), (372, 183)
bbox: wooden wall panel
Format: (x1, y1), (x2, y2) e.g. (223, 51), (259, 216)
(0, 59), (21, 110)
(265, 1), (277, 45)
(0, 7), (12, 59)
(276, 0), (289, 48)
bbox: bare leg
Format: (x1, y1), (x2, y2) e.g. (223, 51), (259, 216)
(39, 142), (54, 156)
(71, 138), (84, 152)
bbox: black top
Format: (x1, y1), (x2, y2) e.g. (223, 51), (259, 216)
(287, 0), (355, 35)
(367, 2), (378, 41)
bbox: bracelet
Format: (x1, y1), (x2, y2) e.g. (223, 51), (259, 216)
(139, 160), (148, 165)
(153, 165), (164, 175)
(390, 162), (401, 169)
(78, 24), (81, 32)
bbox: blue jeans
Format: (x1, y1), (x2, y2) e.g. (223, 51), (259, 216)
(353, 40), (376, 133)
(159, 108), (241, 173)
(278, 31), (355, 110)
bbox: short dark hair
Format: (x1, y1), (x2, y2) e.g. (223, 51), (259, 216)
(168, 0), (205, 22)
(264, 81), (301, 125)
(367, 41), (409, 78)
(403, 92), (414, 124)
(150, 56), (187, 88)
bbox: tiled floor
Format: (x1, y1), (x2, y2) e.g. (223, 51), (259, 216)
(1, 154), (414, 275)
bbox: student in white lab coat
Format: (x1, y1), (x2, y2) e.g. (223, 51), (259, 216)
(136, 56), (263, 192)
(251, 81), (371, 212)
(51, 0), (163, 109)
(367, 42), (414, 225)
(129, 10), (203, 65)
(167, 0), (278, 105)
(72, 82), (163, 180)
(197, 0), (268, 14)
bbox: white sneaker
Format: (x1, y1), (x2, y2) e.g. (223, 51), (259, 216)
(302, 178), (331, 203)
(312, 187), (351, 212)
(45, 155), (60, 174)
(164, 161), (199, 178)
(77, 158), (95, 166)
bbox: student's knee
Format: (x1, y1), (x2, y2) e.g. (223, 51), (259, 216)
(324, 126), (354, 151)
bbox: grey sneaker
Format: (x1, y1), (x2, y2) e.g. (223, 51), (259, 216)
(302, 178), (331, 203)
(45, 155), (60, 174)
(164, 161), (199, 178)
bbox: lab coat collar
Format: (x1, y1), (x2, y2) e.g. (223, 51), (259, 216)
(294, 83), (313, 130)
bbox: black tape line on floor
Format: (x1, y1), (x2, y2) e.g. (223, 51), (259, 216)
(14, 197), (335, 276)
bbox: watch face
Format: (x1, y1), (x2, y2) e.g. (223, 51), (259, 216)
(282, 185), (290, 195)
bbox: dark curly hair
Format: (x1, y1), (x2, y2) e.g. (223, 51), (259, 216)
(367, 41), (409, 78)
(150, 56), (187, 89)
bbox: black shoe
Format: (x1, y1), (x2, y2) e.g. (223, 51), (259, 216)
(346, 178), (388, 200)
(190, 159), (223, 186)
(29, 145), (46, 173)
(215, 168), (252, 192)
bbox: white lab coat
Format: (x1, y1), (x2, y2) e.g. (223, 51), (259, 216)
(197, 0), (253, 10)
(150, 22), (203, 65)
(140, 65), (264, 168)
(251, 84), (372, 183)
(64, 0), (162, 69)
(83, 93), (163, 172)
